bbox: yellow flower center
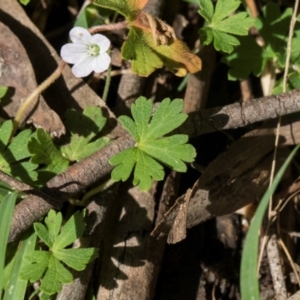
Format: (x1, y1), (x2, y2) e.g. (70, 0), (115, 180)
(87, 44), (100, 56)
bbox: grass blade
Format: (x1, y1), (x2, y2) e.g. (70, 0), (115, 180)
(0, 192), (17, 295)
(3, 229), (37, 300)
(241, 144), (300, 299)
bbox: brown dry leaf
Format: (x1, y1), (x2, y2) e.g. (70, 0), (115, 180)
(0, 21), (65, 136)
(152, 179), (199, 244)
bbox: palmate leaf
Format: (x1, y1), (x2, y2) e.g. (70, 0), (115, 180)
(28, 129), (69, 184)
(198, 0), (254, 54)
(20, 210), (98, 295)
(28, 106), (109, 185)
(0, 120), (37, 184)
(60, 106), (109, 162)
(109, 97), (196, 191)
(222, 2), (293, 80)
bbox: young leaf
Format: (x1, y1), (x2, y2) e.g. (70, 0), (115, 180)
(40, 255), (73, 295)
(28, 128), (69, 184)
(259, 3), (292, 56)
(20, 210), (98, 295)
(60, 106), (109, 162)
(53, 248), (98, 271)
(45, 209), (62, 245)
(20, 251), (51, 282)
(222, 3), (293, 80)
(198, 0), (254, 54)
(109, 97), (196, 191)
(0, 121), (37, 184)
(52, 210), (86, 249)
(222, 36), (266, 80)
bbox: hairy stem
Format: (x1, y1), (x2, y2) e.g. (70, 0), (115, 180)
(102, 65), (111, 102)
(13, 61), (66, 135)
(89, 21), (127, 34)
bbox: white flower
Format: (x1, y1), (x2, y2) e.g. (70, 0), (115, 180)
(61, 27), (111, 78)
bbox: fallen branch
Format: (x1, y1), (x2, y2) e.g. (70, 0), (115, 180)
(180, 88), (300, 137)
(8, 90), (300, 242)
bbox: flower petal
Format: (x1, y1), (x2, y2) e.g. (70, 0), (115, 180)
(69, 27), (93, 45)
(60, 43), (87, 64)
(71, 55), (95, 78)
(93, 53), (111, 73)
(92, 34), (111, 53)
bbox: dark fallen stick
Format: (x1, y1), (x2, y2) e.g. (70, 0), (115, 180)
(180, 88), (300, 137)
(7, 90), (300, 242)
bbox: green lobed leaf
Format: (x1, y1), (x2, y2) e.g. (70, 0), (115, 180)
(133, 149), (165, 190)
(20, 251), (50, 282)
(53, 248), (98, 271)
(28, 129), (67, 166)
(45, 210), (63, 246)
(140, 135), (196, 172)
(259, 3), (292, 55)
(110, 148), (138, 182)
(222, 36), (267, 80)
(52, 210), (86, 250)
(0, 86), (8, 99)
(131, 97), (153, 139)
(198, 0), (213, 22)
(198, 0), (254, 54)
(119, 115), (139, 141)
(144, 98), (187, 140)
(214, 12), (255, 35)
(28, 128), (69, 183)
(291, 30), (300, 65)
(222, 3), (293, 80)
(110, 97), (196, 190)
(21, 210), (98, 295)
(60, 106), (109, 162)
(0, 120), (13, 153)
(40, 256), (73, 295)
(212, 0), (240, 23)
(7, 129), (33, 161)
(34, 223), (53, 248)
(0, 122), (37, 184)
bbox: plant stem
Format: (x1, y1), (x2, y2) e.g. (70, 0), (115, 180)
(89, 21), (127, 34)
(13, 61), (66, 135)
(102, 65), (111, 102)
